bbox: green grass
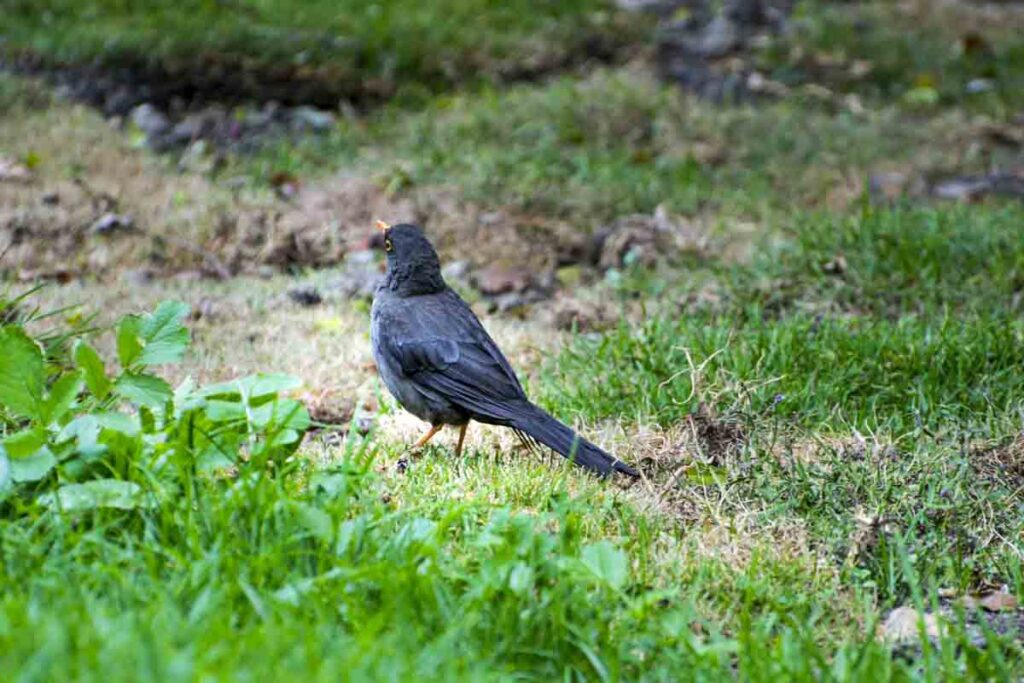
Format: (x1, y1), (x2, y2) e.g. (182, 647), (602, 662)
(544, 203), (1024, 431)
(5, 3), (1024, 676)
(757, 0), (1024, 113)
(545, 308), (1024, 431)
(3, 435), (1018, 680)
(241, 69), (938, 224)
(3, 0), (648, 102)
(739, 203), (1024, 317)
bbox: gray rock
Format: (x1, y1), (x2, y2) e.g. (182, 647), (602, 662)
(691, 15), (740, 58)
(102, 87), (134, 116)
(353, 414), (376, 435)
(616, 0), (674, 12)
(168, 117), (202, 147)
(288, 286), (323, 307)
(290, 106), (336, 133)
(90, 213), (135, 235)
(966, 78), (994, 94)
(130, 103), (171, 137)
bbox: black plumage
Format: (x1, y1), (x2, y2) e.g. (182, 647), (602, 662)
(370, 223), (638, 478)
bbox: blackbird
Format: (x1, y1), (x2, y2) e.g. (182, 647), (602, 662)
(370, 222), (638, 478)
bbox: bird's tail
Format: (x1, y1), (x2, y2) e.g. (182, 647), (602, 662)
(511, 403), (638, 478)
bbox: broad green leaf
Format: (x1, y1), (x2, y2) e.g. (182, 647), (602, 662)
(196, 447), (236, 472)
(138, 301), (190, 366)
(266, 429), (301, 448)
(250, 399), (310, 431)
(198, 373), (301, 400)
(581, 541), (629, 590)
(173, 376), (201, 418)
(0, 325), (45, 419)
(3, 426), (48, 458)
(42, 372), (83, 424)
(58, 414), (107, 461)
(240, 373), (301, 398)
(10, 447), (56, 483)
(116, 316), (143, 369)
(273, 568), (346, 606)
(93, 411), (140, 436)
(38, 479), (146, 511)
(114, 373), (172, 409)
(205, 399), (247, 422)
(291, 502), (333, 543)
(74, 340), (111, 399)
(508, 563), (534, 595)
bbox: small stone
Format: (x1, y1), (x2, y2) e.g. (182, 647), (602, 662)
(615, 0), (671, 11)
(868, 171), (910, 202)
(102, 88), (134, 116)
(931, 176), (992, 202)
(170, 118), (199, 144)
(966, 78), (994, 94)
(130, 103), (171, 137)
(288, 286), (323, 307)
(692, 15), (740, 58)
(354, 414), (376, 435)
(290, 106), (336, 133)
(90, 213), (135, 235)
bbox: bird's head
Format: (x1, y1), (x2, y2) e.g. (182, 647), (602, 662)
(375, 221), (445, 296)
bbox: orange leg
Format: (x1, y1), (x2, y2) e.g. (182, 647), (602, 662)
(412, 424), (444, 450)
(455, 423), (469, 458)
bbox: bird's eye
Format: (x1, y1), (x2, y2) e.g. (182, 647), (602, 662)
(384, 238), (393, 252)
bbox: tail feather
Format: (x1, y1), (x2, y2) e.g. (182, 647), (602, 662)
(511, 404), (638, 478)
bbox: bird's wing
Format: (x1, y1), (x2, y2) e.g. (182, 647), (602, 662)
(378, 290), (527, 423)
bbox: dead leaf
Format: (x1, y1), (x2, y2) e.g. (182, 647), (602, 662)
(269, 170), (300, 200)
(961, 32), (990, 57)
(822, 254), (847, 276)
(980, 122), (1024, 148)
(978, 591), (1019, 613)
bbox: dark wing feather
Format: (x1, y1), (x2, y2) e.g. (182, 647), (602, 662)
(380, 289), (529, 424)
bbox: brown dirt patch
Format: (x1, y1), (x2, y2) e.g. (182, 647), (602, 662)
(972, 433), (1024, 490)
(0, 98), (590, 283)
